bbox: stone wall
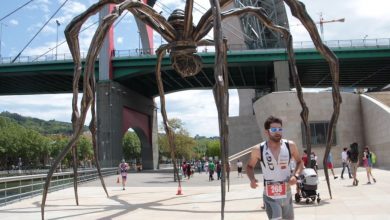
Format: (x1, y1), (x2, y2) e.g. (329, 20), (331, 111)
(360, 94), (390, 168)
(253, 91), (366, 168)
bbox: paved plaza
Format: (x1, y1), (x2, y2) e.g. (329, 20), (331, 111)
(1, 167), (390, 220)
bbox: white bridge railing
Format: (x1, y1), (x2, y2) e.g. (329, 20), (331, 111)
(0, 38), (389, 64)
(0, 167), (117, 206)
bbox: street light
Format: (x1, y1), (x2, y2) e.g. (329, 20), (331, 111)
(363, 35), (368, 47)
(55, 20), (60, 60)
(138, 30), (141, 55)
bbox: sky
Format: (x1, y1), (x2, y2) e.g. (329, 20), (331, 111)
(0, 0), (389, 137)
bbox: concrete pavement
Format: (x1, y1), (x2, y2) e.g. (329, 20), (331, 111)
(1, 167), (390, 220)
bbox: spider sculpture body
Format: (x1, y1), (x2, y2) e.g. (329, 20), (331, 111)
(41, 0), (341, 219)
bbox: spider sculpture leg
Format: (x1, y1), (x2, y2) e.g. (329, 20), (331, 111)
(221, 5), (314, 209)
(43, 1), (180, 217)
(198, 38), (231, 195)
(154, 45), (182, 185)
(41, 2), (124, 219)
(72, 144), (79, 205)
(283, 0), (341, 199)
(209, 1), (230, 218)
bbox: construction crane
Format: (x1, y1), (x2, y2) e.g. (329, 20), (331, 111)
(290, 13), (345, 41)
(318, 13), (345, 40)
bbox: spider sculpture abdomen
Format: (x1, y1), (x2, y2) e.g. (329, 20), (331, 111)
(167, 9), (203, 77)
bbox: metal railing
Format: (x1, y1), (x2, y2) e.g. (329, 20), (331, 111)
(1, 38), (389, 64)
(0, 167), (117, 206)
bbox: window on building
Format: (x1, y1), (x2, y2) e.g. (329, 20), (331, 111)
(301, 122), (336, 146)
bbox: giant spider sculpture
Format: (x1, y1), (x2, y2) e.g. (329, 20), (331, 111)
(41, 0), (341, 219)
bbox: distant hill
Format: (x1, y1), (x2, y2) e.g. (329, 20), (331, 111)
(0, 111), (87, 135)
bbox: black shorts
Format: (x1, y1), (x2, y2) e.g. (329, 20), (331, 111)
(238, 167), (242, 173)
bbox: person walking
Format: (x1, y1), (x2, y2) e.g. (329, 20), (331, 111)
(326, 152), (338, 179)
(349, 142), (360, 186)
(208, 160), (215, 181)
(118, 159), (129, 190)
(341, 147), (352, 179)
(363, 146), (376, 184)
(301, 150), (308, 168)
(246, 116), (303, 220)
(216, 161), (222, 180)
(310, 152), (318, 173)
(236, 159), (243, 177)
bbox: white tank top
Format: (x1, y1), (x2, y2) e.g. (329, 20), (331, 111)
(260, 139), (291, 182)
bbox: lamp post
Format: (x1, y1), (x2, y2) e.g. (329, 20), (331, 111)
(138, 30), (141, 55)
(55, 20), (60, 60)
(363, 35), (368, 47)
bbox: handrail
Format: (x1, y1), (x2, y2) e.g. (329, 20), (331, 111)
(228, 146), (255, 162)
(0, 167), (117, 206)
(0, 38), (389, 64)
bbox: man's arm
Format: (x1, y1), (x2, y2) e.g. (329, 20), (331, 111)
(246, 145), (260, 189)
(288, 140), (303, 185)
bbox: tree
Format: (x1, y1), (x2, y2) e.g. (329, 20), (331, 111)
(77, 135), (93, 166)
(122, 131), (141, 162)
(206, 139), (221, 159)
(0, 116), (52, 169)
(158, 118), (196, 161)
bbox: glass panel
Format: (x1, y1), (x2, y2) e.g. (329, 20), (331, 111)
(302, 122), (337, 147)
(316, 123), (326, 145)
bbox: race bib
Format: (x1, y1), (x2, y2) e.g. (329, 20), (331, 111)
(265, 181), (287, 199)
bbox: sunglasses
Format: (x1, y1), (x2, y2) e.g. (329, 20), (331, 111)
(269, 127), (283, 133)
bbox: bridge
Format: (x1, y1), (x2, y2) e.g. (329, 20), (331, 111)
(1, 39), (390, 96)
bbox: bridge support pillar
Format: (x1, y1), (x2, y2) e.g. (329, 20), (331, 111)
(96, 81), (158, 169)
(273, 61), (290, 91)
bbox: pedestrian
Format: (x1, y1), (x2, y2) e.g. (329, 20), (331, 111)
(326, 152), (338, 179)
(301, 150), (308, 168)
(216, 161), (222, 180)
(310, 152), (318, 173)
(182, 161), (187, 178)
(236, 159), (243, 177)
(349, 142), (360, 186)
(186, 162), (192, 179)
(118, 159), (129, 190)
(246, 116), (303, 220)
(204, 161), (209, 174)
(208, 160), (215, 181)
(341, 147), (352, 179)
(363, 146), (376, 184)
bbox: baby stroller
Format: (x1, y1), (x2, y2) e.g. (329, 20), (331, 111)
(295, 168), (321, 204)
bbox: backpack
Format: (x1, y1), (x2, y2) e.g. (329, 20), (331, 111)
(371, 152), (377, 164)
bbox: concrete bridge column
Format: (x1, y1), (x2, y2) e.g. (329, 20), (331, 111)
(228, 61), (291, 163)
(97, 81), (158, 169)
(273, 60), (290, 91)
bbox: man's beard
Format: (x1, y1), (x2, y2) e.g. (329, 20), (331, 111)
(269, 134), (282, 142)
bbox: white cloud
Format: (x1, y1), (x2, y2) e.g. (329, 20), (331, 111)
(353, 0), (390, 19)
(117, 36), (124, 44)
(154, 90), (238, 136)
(9, 19), (19, 26)
(62, 1), (87, 15)
(28, 0), (51, 13)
